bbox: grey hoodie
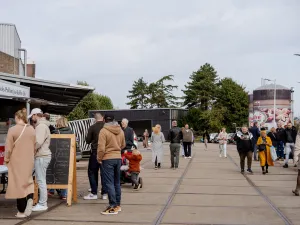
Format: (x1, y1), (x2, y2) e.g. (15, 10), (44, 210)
(35, 118), (51, 158)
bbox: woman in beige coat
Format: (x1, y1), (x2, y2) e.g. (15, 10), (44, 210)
(5, 108), (36, 218)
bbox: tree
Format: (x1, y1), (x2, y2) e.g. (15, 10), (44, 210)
(215, 78), (249, 130)
(183, 63), (219, 110)
(146, 75), (179, 108)
(127, 75), (179, 109)
(126, 77), (149, 109)
(67, 81), (114, 121)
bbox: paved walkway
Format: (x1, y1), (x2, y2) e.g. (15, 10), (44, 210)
(0, 143), (299, 225)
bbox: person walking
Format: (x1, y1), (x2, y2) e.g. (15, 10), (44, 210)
(276, 122), (285, 161)
(283, 123), (297, 168)
(150, 124), (165, 169)
(218, 128), (228, 158)
(167, 120), (183, 169)
(28, 108), (52, 212)
(203, 130), (210, 150)
(267, 127), (278, 159)
(143, 129), (149, 148)
(182, 124), (193, 159)
(249, 122), (260, 161)
(257, 129), (274, 174)
(292, 129), (300, 196)
(84, 113), (107, 200)
(97, 114), (125, 215)
(121, 118), (134, 153)
(234, 126), (254, 174)
(181, 127), (185, 157)
(4, 108), (36, 218)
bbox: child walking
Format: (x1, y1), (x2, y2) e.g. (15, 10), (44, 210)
(124, 147), (142, 190)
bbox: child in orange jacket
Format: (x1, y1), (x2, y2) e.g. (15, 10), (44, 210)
(124, 147), (142, 190)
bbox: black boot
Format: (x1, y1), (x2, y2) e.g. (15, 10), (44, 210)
(262, 166), (266, 175)
(158, 163), (161, 169)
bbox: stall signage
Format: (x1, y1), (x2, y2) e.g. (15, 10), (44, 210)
(0, 80), (30, 98)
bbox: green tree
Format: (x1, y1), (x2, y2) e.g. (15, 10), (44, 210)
(67, 81), (114, 120)
(146, 75), (179, 108)
(215, 77), (249, 131)
(183, 63), (219, 110)
(126, 77), (149, 109)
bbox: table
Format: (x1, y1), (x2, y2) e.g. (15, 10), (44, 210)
(0, 165), (8, 194)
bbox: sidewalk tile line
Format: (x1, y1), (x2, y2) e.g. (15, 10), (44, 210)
(227, 154), (293, 225)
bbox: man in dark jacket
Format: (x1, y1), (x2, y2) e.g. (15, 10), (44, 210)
(276, 122), (285, 160)
(121, 118), (134, 153)
(283, 123), (297, 168)
(249, 122), (260, 161)
(84, 113), (107, 200)
(168, 120), (183, 169)
(234, 126), (254, 174)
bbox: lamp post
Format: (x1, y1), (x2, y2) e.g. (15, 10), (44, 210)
(264, 78), (276, 127)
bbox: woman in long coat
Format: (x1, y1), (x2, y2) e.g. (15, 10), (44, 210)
(151, 124), (165, 169)
(143, 129), (149, 148)
(5, 108), (36, 218)
(257, 129), (274, 174)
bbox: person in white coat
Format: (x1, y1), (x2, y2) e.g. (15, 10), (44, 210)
(151, 124), (165, 169)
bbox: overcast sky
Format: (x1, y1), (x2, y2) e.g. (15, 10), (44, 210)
(2, 0), (300, 115)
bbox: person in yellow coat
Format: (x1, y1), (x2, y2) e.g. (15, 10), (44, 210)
(257, 129), (274, 174)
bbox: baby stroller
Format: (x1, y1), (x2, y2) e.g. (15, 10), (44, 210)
(120, 148), (143, 188)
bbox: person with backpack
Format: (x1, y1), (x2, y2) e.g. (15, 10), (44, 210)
(283, 123), (297, 168)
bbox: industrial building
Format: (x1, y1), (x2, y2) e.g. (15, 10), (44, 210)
(89, 108), (187, 140)
(249, 83), (293, 129)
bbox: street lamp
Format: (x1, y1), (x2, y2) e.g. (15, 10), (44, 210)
(264, 78), (276, 127)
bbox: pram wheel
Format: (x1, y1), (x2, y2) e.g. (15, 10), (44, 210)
(139, 177), (143, 188)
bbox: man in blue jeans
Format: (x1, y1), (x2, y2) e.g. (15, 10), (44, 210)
(249, 122), (260, 161)
(97, 114), (125, 215)
(84, 113), (107, 200)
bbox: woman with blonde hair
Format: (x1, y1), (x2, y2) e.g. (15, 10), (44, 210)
(150, 124), (165, 169)
(5, 108), (36, 218)
(257, 129), (274, 174)
(48, 116), (73, 200)
(218, 127), (228, 158)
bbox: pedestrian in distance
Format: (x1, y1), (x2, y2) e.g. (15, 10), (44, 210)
(181, 127), (185, 157)
(267, 127), (278, 161)
(203, 130), (210, 150)
(29, 108), (52, 212)
(249, 122), (260, 161)
(84, 113), (107, 200)
(124, 146), (142, 190)
(150, 124), (165, 169)
(168, 120), (183, 170)
(4, 108), (35, 218)
(121, 118), (134, 154)
(143, 129), (149, 149)
(218, 128), (228, 158)
(283, 123), (297, 168)
(234, 126), (254, 174)
(182, 124), (193, 159)
(257, 129), (274, 175)
(292, 129), (300, 196)
(97, 114), (125, 215)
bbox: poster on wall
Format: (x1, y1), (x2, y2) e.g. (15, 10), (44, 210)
(249, 107), (291, 130)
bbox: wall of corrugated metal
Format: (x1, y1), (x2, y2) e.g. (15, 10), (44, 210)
(0, 24), (21, 59)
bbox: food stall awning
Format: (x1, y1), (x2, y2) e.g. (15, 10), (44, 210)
(0, 72), (94, 115)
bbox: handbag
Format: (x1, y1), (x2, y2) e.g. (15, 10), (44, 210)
(271, 146), (277, 161)
(258, 144), (266, 152)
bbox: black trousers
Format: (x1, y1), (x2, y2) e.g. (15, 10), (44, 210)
(183, 142), (192, 157)
(17, 193), (33, 213)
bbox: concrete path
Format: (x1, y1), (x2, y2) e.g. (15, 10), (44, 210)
(0, 143), (299, 225)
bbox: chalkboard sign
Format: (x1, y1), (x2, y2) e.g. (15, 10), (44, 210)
(34, 134), (77, 206)
(47, 138), (71, 184)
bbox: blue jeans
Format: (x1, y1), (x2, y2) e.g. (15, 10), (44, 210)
(253, 141), (258, 160)
(102, 159), (121, 207)
(277, 141), (284, 158)
(88, 152), (107, 195)
(49, 189), (67, 198)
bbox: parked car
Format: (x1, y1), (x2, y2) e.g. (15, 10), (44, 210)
(227, 133), (235, 144)
(213, 134), (219, 143)
(209, 133), (218, 143)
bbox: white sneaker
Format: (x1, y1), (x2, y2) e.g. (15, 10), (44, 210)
(24, 199), (33, 216)
(88, 188), (91, 192)
(188, 156), (192, 159)
(184, 157), (187, 159)
(32, 204), (48, 212)
(84, 194), (98, 200)
(219, 154), (222, 158)
(15, 212), (26, 218)
(102, 194), (108, 200)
